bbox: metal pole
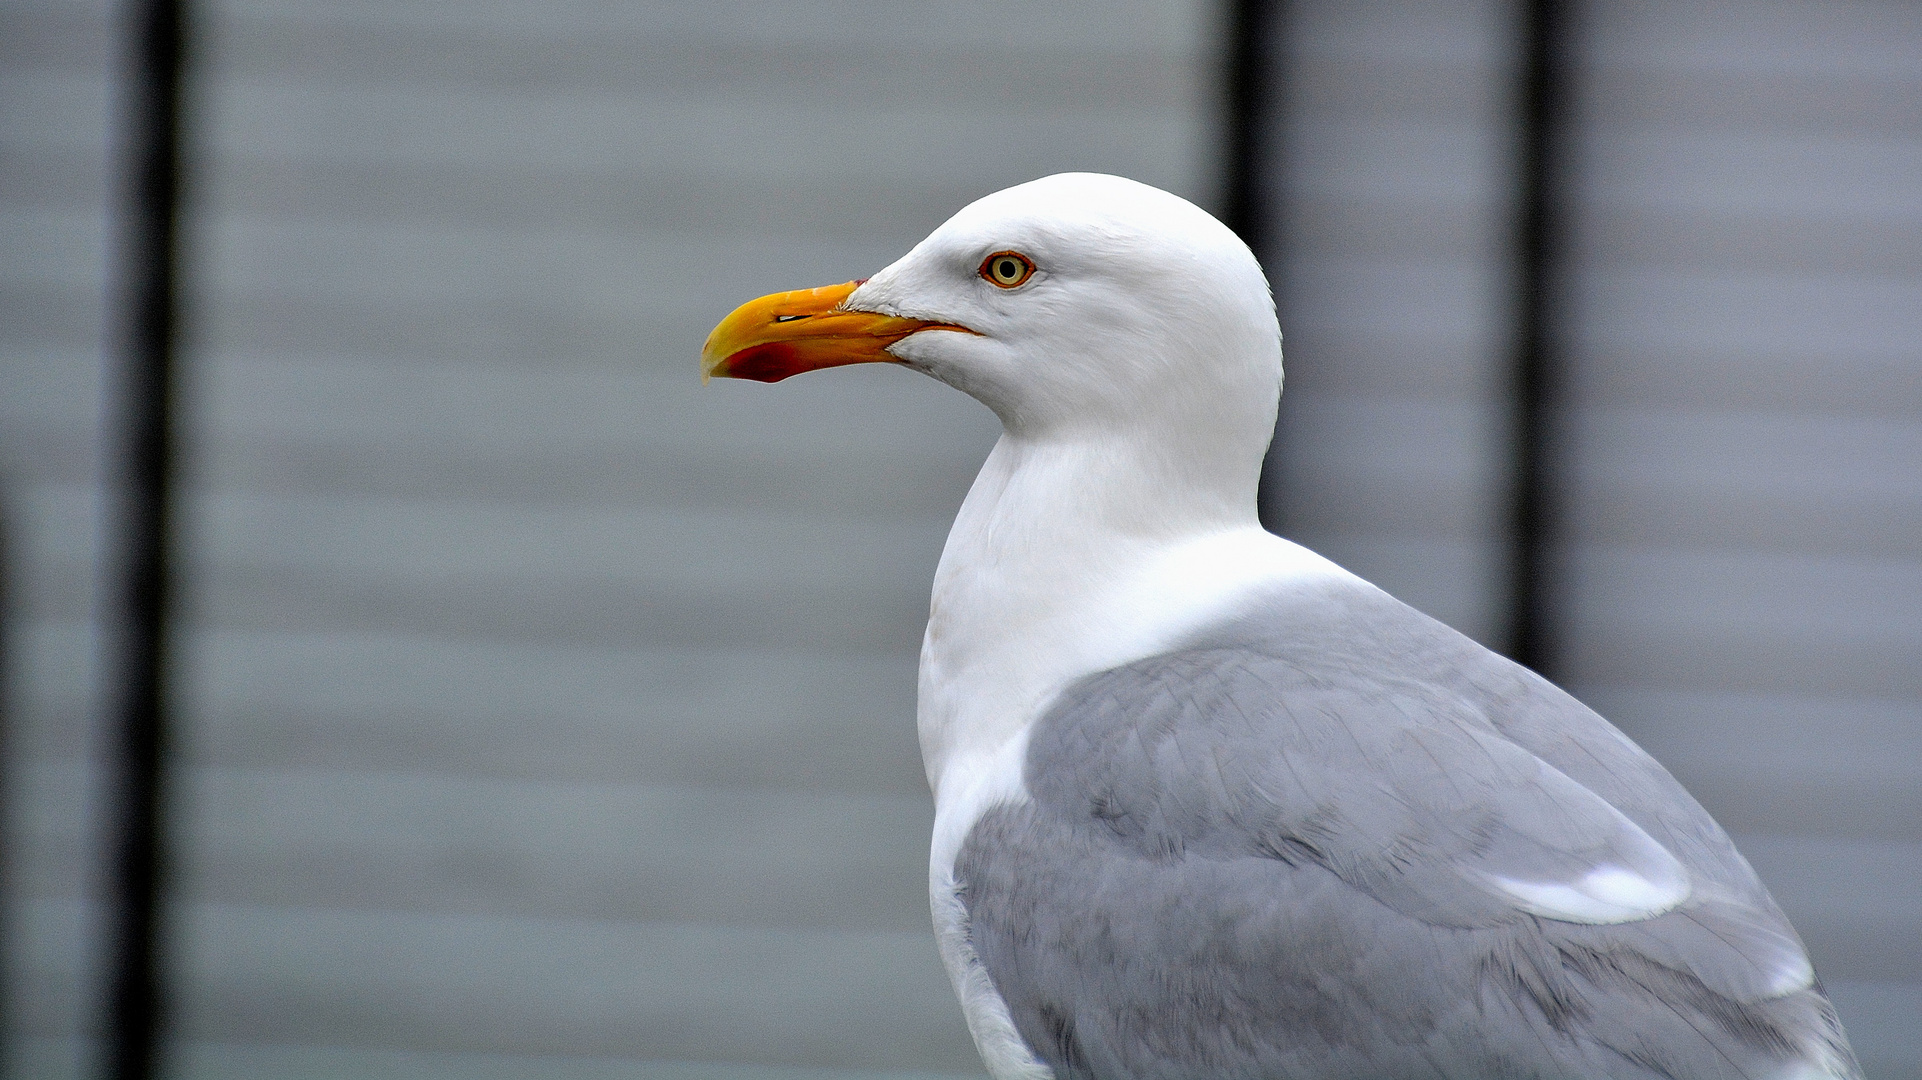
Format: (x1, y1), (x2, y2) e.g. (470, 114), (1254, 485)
(106, 0), (185, 1074)
(1221, 0), (1288, 533)
(1222, 0), (1278, 251)
(1506, 0), (1568, 674)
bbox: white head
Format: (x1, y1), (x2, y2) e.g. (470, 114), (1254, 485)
(852, 173), (1279, 440)
(703, 173), (1282, 523)
(705, 174), (1297, 790)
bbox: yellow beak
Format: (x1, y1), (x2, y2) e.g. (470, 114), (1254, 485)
(701, 280), (970, 383)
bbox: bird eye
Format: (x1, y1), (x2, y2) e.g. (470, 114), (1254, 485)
(979, 251), (1036, 289)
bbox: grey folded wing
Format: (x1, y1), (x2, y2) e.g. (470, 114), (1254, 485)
(955, 580), (1860, 1080)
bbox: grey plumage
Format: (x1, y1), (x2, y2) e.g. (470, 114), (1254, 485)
(955, 577), (1860, 1080)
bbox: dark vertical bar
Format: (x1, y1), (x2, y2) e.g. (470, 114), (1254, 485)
(1221, 0), (1288, 532)
(1506, 0), (1568, 673)
(1221, 0), (1278, 252)
(0, 494), (11, 1067)
(107, 0), (185, 1076)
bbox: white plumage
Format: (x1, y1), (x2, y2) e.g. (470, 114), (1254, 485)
(703, 173), (1859, 1080)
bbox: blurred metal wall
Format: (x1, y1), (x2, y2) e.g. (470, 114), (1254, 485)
(1264, 0), (1518, 647)
(1, 0), (1219, 1076)
(1557, 5), (1922, 1074)
(1263, 2), (1922, 1075)
(4, 0), (1920, 1078)
(3, 0), (119, 1071)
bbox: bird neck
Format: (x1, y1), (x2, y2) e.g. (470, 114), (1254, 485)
(916, 430), (1291, 799)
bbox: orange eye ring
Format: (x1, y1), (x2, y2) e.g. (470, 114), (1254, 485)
(979, 251), (1036, 289)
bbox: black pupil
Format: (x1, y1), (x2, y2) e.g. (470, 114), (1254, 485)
(998, 260), (1018, 279)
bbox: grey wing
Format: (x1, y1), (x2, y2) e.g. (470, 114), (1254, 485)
(954, 581), (1861, 1080)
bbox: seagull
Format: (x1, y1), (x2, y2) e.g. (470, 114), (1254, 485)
(700, 173), (1860, 1080)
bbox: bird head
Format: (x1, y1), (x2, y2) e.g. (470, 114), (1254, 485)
(703, 173), (1281, 454)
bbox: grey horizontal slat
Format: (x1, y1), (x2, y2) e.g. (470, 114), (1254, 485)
(189, 493), (947, 611)
(194, 563), (929, 653)
(211, 0), (1200, 54)
(1598, 284), (1922, 372)
(7, 757), (108, 901)
(8, 482), (101, 579)
(199, 15), (1193, 109)
(1284, 196), (1500, 264)
(2, 1037), (88, 1080)
(1570, 205), (1922, 276)
(0, 145), (109, 212)
(1286, 54), (1507, 124)
(1569, 479), (1922, 563)
(1275, 334), (1499, 398)
(0, 2), (109, 73)
(1284, 119), (1510, 201)
(199, 157), (1001, 241)
(1564, 346), (1922, 419)
(1569, 409), (1922, 496)
(1562, 554), (1922, 697)
(1734, 834), (1922, 983)
(170, 767), (931, 930)
(1580, 0), (1922, 77)
(200, 360), (996, 476)
(199, 80), (1201, 196)
(1278, 395), (1506, 535)
(1580, 66), (1922, 137)
(1591, 688), (1922, 841)
(1570, 270), (1922, 358)
(1283, 258), (1508, 348)
(5, 621), (100, 758)
(196, 218), (902, 312)
(200, 435), (986, 522)
(0, 487), (103, 620)
(198, 290), (665, 368)
(0, 208), (108, 287)
(1564, 548), (1922, 630)
(0, 352), (104, 431)
(181, 629), (925, 792)
(171, 902), (978, 1071)
(1562, 409), (1922, 559)
(0, 69), (112, 151)
(191, 220), (920, 347)
(5, 898), (98, 1040)
(0, 286), (103, 351)
(6, 557), (90, 624)
(192, 356), (998, 514)
(1288, 0), (1510, 58)
(1570, 131), (1922, 216)
(169, 1041), (987, 1080)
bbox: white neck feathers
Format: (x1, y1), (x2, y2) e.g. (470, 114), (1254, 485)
(916, 431), (1343, 801)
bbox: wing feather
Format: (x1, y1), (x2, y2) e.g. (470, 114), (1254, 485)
(955, 579), (1860, 1080)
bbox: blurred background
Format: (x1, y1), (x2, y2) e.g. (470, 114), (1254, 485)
(0, 0), (1917, 1078)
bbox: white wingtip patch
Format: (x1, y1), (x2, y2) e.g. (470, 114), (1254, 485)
(1490, 864), (1691, 925)
(1769, 951), (1816, 996)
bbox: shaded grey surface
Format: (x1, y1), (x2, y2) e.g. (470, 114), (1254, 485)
(1263, 2), (1922, 1074)
(960, 580), (1856, 1080)
(4, 0), (1918, 1077)
(0, 0), (1216, 1076)
(1556, 4), (1922, 1076)
(1265, 0), (1519, 647)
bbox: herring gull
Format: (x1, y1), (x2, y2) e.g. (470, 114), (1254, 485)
(700, 173), (1859, 1080)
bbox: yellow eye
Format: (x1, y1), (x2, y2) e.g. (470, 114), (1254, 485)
(980, 251), (1036, 289)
